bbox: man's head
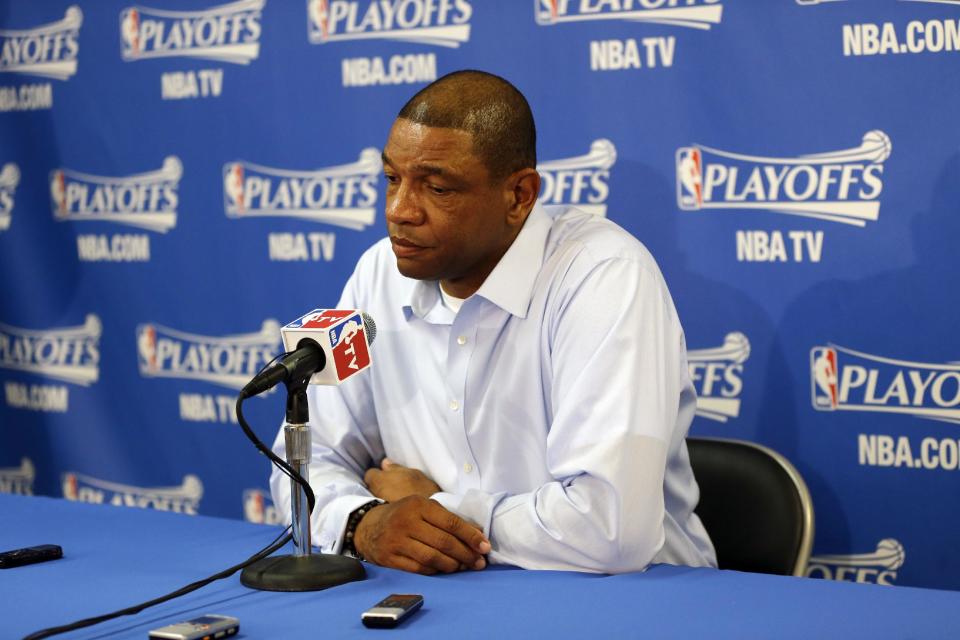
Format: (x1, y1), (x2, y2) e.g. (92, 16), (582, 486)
(382, 70), (541, 298)
(398, 70), (537, 180)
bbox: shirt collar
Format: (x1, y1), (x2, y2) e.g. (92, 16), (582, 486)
(475, 203), (551, 319)
(404, 273), (436, 321)
(402, 203), (551, 320)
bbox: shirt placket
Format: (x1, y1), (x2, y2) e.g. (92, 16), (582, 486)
(446, 305), (481, 494)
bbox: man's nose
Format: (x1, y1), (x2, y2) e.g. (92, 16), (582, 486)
(385, 182), (424, 225)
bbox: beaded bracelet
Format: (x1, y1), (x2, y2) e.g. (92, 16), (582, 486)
(342, 500), (382, 560)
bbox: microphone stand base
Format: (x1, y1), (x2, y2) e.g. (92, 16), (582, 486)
(240, 553), (366, 592)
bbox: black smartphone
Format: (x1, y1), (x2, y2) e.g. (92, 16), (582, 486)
(361, 594), (424, 628)
(0, 544), (62, 569)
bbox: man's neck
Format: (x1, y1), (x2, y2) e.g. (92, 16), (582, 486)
(439, 283), (467, 313)
(439, 211), (532, 298)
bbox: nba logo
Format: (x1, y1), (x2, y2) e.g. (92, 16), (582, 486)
(244, 489), (265, 524)
(224, 164), (245, 213)
(308, 0), (331, 41)
(535, 0), (562, 25)
(676, 147), (703, 210)
(300, 309), (352, 330)
(137, 325), (158, 371)
(62, 473), (78, 500)
(811, 346), (839, 410)
(282, 309), (372, 384)
(121, 9), (140, 57)
(50, 170), (67, 215)
(330, 314), (370, 381)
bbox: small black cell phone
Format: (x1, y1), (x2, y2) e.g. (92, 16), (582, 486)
(148, 614), (239, 640)
(0, 544), (62, 569)
(361, 594), (424, 628)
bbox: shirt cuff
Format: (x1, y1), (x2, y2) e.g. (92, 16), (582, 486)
(430, 489), (506, 539)
(316, 494), (384, 554)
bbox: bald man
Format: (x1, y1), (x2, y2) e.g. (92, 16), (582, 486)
(270, 70), (716, 575)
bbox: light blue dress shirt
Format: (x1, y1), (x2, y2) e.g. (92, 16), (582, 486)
(270, 204), (716, 573)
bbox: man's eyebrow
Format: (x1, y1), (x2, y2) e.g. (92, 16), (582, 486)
(381, 151), (454, 178)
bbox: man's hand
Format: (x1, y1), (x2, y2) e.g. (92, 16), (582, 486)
(365, 458), (441, 502)
(354, 495), (491, 575)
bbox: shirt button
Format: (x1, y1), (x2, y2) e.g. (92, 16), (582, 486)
(457, 335), (467, 346)
(463, 462), (473, 474)
(449, 400), (459, 411)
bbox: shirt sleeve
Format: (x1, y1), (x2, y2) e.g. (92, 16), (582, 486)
(433, 256), (690, 573)
(268, 261), (385, 554)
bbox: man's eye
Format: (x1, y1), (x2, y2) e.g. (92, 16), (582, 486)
(384, 174), (398, 184)
(428, 185), (449, 195)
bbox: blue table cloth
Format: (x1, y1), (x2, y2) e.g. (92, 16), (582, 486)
(2, 494), (958, 639)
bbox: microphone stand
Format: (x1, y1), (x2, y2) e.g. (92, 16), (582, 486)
(240, 378), (366, 591)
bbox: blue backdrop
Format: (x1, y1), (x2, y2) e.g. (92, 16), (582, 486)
(2, 0), (958, 590)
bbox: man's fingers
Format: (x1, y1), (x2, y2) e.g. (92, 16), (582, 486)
(410, 521), (486, 569)
(423, 501), (492, 555)
(401, 539), (462, 574)
(356, 496), (490, 575)
(381, 458), (397, 469)
(388, 553), (437, 576)
(364, 468), (388, 501)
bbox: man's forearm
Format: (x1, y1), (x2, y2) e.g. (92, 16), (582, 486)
(430, 440), (670, 574)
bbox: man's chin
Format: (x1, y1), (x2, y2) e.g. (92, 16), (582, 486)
(394, 256), (438, 281)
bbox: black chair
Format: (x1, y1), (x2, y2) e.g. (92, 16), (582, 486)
(687, 437), (814, 576)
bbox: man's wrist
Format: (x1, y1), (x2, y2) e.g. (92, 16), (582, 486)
(342, 499), (381, 560)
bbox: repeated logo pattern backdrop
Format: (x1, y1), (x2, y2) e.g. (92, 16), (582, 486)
(1, 0), (958, 590)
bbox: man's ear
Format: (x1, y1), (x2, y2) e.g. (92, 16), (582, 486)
(505, 168), (541, 226)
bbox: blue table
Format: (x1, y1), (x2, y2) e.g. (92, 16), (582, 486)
(2, 494), (958, 639)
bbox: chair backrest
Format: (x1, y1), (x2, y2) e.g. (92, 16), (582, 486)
(687, 437), (814, 576)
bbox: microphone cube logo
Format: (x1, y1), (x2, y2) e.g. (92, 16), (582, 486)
(282, 309), (371, 384)
(296, 309), (354, 330)
(329, 314), (370, 380)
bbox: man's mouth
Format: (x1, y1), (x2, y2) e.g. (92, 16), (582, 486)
(390, 236), (428, 257)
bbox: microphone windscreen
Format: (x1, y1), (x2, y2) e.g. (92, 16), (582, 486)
(361, 312), (377, 345)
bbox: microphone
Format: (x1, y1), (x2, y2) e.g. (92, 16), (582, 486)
(241, 309), (376, 398)
(237, 309), (379, 593)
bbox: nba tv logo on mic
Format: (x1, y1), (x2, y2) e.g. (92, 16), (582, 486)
(282, 309), (371, 385)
